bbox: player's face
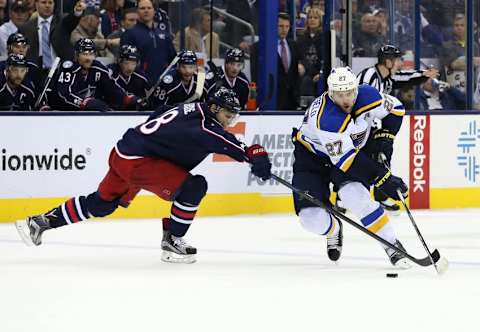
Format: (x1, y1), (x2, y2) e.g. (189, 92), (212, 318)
(77, 51), (96, 69)
(331, 89), (357, 113)
(215, 107), (239, 128)
(120, 60), (137, 77)
(225, 62), (244, 78)
(10, 43), (29, 56)
(7, 66), (28, 86)
(178, 64), (196, 81)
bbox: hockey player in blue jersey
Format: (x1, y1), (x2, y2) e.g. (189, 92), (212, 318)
(48, 38), (141, 111)
(150, 50), (209, 108)
(16, 87), (272, 264)
(206, 48), (250, 108)
(292, 67), (410, 268)
(108, 45), (151, 110)
(0, 33), (40, 93)
(0, 54), (36, 111)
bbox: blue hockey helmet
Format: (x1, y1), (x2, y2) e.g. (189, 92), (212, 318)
(225, 48), (245, 63)
(119, 44), (140, 62)
(178, 50), (197, 65)
(6, 54), (28, 68)
(7, 32), (28, 47)
(75, 38), (96, 55)
(208, 87), (241, 113)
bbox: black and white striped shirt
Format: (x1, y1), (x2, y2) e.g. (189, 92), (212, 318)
(357, 65), (427, 94)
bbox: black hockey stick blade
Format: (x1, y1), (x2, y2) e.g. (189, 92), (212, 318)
(271, 174), (439, 268)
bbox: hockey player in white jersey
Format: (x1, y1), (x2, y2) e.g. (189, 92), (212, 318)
(291, 67), (410, 268)
(357, 45), (438, 212)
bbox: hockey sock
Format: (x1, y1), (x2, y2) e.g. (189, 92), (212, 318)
(168, 200), (199, 237)
(298, 207), (339, 236)
(48, 196), (90, 228)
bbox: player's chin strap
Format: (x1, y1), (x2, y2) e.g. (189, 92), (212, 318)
(271, 173), (447, 272)
(378, 153), (449, 275)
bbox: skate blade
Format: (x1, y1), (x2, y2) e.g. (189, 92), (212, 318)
(435, 256), (449, 275)
(15, 220), (34, 247)
(161, 251), (196, 264)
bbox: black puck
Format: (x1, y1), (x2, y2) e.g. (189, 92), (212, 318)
(386, 273), (398, 278)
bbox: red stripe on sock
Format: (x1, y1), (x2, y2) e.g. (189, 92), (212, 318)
(171, 206), (196, 220)
(66, 199), (79, 223)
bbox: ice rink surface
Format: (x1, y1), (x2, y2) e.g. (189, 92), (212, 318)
(1, 209), (479, 332)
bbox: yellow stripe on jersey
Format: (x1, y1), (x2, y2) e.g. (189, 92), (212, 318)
(338, 114), (352, 133)
(367, 213), (389, 233)
(354, 99), (382, 117)
(296, 131), (315, 153)
(315, 94), (327, 129)
(338, 150), (358, 172)
(390, 108), (406, 116)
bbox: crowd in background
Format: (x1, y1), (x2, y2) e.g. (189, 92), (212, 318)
(0, 0), (477, 111)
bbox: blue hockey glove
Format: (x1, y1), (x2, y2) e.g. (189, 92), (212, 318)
(374, 170), (408, 200)
(246, 144), (272, 181)
(373, 129), (395, 162)
(80, 98), (110, 112)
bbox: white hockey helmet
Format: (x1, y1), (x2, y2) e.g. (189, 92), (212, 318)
(327, 66), (358, 103)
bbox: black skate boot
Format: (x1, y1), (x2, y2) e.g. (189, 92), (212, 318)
(327, 218), (343, 262)
(161, 219), (197, 263)
(15, 213), (53, 246)
(385, 240), (411, 269)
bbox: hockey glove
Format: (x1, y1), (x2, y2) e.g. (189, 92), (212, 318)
(246, 144), (272, 181)
(80, 98), (110, 112)
(373, 128), (395, 162)
(374, 170), (408, 200)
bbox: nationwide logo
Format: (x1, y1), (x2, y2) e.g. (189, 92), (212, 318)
(1, 148), (88, 171)
(456, 120), (480, 183)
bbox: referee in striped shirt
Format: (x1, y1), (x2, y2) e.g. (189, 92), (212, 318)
(357, 45), (439, 212)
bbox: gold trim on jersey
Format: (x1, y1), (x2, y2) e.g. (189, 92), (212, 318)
(338, 149), (357, 172)
(354, 99), (382, 117)
(390, 108), (406, 116)
(295, 131), (315, 153)
(367, 213), (389, 233)
(315, 93), (327, 129)
(338, 114), (352, 133)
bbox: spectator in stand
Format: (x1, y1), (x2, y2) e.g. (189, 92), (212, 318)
(71, 6), (117, 59)
(0, 1), (30, 57)
(251, 12), (300, 110)
(22, 0), (35, 17)
(19, 0), (86, 78)
(0, 0), (7, 25)
(107, 7), (137, 58)
(297, 6), (324, 96)
(373, 8), (388, 38)
(439, 14), (480, 94)
(174, 7), (219, 58)
(100, 0), (124, 37)
(223, 0), (258, 52)
(353, 12), (385, 57)
(120, 0), (176, 83)
(419, 78), (466, 110)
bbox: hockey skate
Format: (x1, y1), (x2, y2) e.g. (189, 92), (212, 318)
(327, 218), (343, 262)
(385, 240), (411, 269)
(15, 214), (52, 246)
(161, 230), (197, 264)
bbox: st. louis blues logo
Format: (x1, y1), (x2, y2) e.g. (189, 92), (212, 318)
(457, 120), (480, 183)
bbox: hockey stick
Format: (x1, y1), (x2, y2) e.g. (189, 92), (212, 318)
(145, 55), (180, 101)
(271, 174), (441, 267)
(34, 57), (60, 108)
(184, 59), (206, 103)
(379, 154), (449, 275)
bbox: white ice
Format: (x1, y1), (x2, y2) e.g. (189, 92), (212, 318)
(0, 209), (479, 332)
